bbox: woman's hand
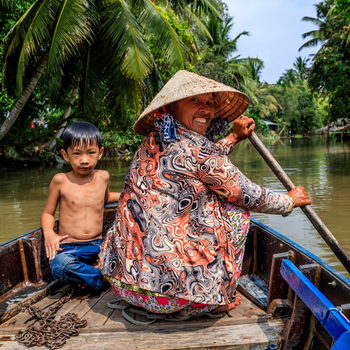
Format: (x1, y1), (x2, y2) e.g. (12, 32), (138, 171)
(287, 186), (311, 207)
(228, 115), (255, 146)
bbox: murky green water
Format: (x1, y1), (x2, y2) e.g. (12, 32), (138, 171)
(1, 136), (349, 278)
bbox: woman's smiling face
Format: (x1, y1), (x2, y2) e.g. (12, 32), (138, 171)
(169, 93), (215, 135)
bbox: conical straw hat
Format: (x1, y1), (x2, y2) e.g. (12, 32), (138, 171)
(134, 70), (249, 136)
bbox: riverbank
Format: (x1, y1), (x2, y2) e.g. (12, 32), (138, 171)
(0, 146), (132, 172)
(1, 132), (348, 172)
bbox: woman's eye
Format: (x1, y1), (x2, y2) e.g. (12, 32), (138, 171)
(207, 101), (214, 106)
(191, 98), (199, 102)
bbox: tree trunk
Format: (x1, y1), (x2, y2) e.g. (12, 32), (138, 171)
(42, 82), (79, 150)
(0, 53), (49, 141)
(326, 101), (331, 141)
(278, 124), (286, 136)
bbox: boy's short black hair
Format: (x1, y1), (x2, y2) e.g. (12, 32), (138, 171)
(62, 121), (102, 151)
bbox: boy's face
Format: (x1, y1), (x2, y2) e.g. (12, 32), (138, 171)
(61, 141), (104, 176)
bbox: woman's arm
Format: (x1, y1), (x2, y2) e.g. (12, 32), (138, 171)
(196, 147), (301, 216)
(215, 116), (255, 155)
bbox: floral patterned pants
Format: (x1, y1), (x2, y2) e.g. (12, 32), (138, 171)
(107, 204), (250, 316)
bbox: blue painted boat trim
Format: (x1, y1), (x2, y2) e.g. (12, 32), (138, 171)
(332, 331), (350, 349)
(251, 218), (350, 287)
(281, 259), (350, 341)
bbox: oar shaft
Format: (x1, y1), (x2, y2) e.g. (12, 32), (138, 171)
(248, 131), (350, 274)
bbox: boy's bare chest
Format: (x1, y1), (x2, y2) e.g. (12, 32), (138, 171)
(60, 180), (106, 207)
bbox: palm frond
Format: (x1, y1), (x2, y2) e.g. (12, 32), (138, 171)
(1, 0), (51, 91)
(102, 0), (153, 80)
(326, 5), (335, 18)
(301, 16), (324, 26)
(302, 29), (320, 39)
(237, 57), (264, 66)
(221, 17), (234, 38)
(79, 44), (105, 119)
(105, 67), (144, 121)
(231, 31), (250, 43)
(227, 62), (250, 76)
(15, 0), (55, 91)
(182, 7), (214, 45)
(140, 0), (187, 69)
(299, 38), (321, 51)
(0, 0), (19, 10)
(47, 0), (96, 98)
(186, 0), (222, 20)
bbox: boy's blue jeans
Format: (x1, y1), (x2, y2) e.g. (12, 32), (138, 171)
(50, 238), (103, 291)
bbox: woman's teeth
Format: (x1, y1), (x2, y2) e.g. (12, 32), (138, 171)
(194, 117), (206, 124)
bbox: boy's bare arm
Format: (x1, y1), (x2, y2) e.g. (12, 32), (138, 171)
(106, 191), (120, 203)
(41, 174), (68, 260)
(102, 171), (120, 203)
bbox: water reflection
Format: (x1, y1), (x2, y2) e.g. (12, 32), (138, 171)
(0, 136), (349, 278)
(231, 136), (350, 278)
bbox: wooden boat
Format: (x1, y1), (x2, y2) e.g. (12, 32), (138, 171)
(0, 202), (350, 349)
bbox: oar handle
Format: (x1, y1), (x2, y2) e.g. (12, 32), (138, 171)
(248, 131), (350, 274)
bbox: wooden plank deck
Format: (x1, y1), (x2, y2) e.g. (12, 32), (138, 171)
(0, 285), (285, 349)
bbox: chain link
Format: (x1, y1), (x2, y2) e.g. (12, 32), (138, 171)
(16, 288), (87, 349)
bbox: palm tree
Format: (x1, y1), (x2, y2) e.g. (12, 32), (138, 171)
(299, 1), (342, 53)
(299, 15), (327, 52)
(0, 0), (221, 142)
(245, 57), (264, 83)
(203, 12), (249, 57)
(277, 69), (299, 88)
(293, 56), (309, 81)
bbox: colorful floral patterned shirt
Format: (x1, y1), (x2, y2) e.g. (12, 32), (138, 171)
(99, 124), (292, 305)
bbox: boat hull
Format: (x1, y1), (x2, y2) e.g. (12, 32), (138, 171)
(0, 203), (349, 349)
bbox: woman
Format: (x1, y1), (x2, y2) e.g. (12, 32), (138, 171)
(99, 70), (310, 318)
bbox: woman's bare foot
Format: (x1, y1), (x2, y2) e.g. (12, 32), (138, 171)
(210, 296), (241, 314)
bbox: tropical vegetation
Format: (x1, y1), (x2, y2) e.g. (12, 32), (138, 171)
(0, 0), (348, 166)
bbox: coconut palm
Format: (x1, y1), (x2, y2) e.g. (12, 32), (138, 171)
(299, 1), (344, 52)
(245, 57), (264, 83)
(277, 69), (299, 88)
(0, 0), (221, 142)
(202, 12), (249, 57)
(299, 15), (327, 51)
(293, 56), (310, 81)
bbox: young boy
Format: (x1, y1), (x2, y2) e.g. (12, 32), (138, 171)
(41, 121), (120, 291)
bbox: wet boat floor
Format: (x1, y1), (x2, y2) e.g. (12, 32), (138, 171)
(0, 284), (285, 349)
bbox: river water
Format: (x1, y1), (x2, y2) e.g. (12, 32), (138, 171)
(1, 136), (349, 278)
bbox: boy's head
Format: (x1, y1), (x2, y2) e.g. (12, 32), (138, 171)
(62, 121), (102, 151)
(61, 122), (104, 176)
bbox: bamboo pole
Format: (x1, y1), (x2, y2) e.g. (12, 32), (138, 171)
(249, 131), (350, 274)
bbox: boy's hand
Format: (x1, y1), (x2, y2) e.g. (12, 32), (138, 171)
(44, 231), (69, 260)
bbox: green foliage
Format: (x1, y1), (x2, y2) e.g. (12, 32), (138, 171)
(100, 108), (144, 152)
(147, 6), (197, 84)
(1, 0), (339, 164)
(4, 145), (21, 160)
(333, 0), (350, 25)
(304, 0), (350, 123)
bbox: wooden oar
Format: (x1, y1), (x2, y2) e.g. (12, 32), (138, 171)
(248, 131), (350, 274)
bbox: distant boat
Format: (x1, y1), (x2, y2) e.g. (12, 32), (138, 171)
(0, 202), (349, 349)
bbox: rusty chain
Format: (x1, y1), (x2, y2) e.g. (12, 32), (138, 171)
(16, 288), (87, 349)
